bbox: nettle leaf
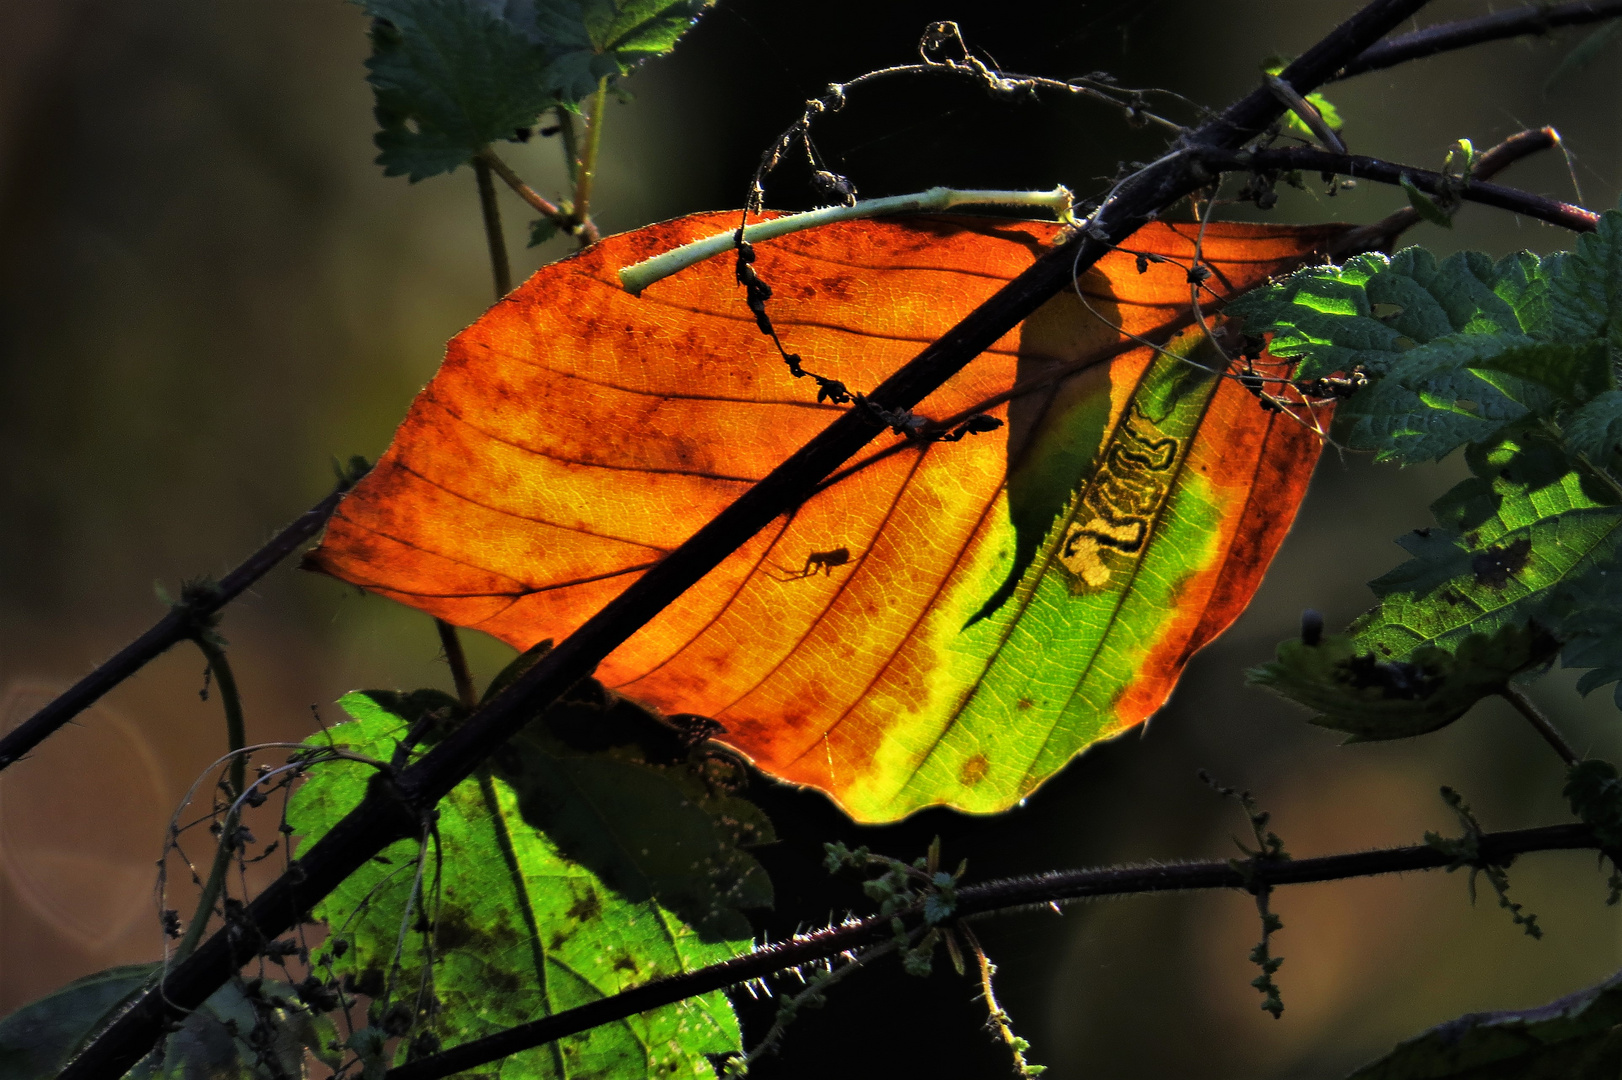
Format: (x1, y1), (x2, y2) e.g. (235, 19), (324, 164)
(362, 0), (561, 181)
(1551, 562), (1622, 704)
(1348, 969), (1622, 1079)
(305, 214), (1352, 820)
(1355, 433), (1622, 663)
(1547, 208), (1622, 347)
(1228, 246), (1545, 381)
(1248, 624), (1554, 741)
(285, 690), (753, 1076)
(0, 965), (336, 1080)
(534, 0), (714, 102)
(1565, 388), (1622, 464)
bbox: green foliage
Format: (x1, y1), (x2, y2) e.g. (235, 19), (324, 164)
(1262, 58), (1342, 139)
(1424, 787), (1542, 939)
(285, 686), (762, 1076)
(1347, 969), (1622, 1079)
(1248, 625), (1556, 741)
(0, 965), (336, 1080)
(534, 0), (716, 103)
(1239, 210), (1622, 730)
(359, 0), (710, 181)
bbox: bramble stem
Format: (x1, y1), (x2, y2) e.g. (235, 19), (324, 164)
(1221, 146), (1598, 233)
(1336, 0), (1622, 80)
(554, 105), (579, 187)
(473, 157), (513, 298)
(174, 637), (246, 962)
(435, 619), (479, 710)
(571, 76), (609, 247)
(0, 473), (363, 776)
(618, 186), (1075, 295)
(1501, 684), (1581, 767)
(387, 821), (1598, 1080)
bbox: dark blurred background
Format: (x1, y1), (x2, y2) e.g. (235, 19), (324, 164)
(4, 2), (1622, 1077)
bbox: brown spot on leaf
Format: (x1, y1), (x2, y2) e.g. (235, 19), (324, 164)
(959, 753), (990, 787)
(1472, 537), (1532, 588)
(566, 887), (602, 923)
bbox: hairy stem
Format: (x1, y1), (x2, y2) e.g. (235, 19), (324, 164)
(174, 637), (246, 963)
(0, 473), (363, 775)
(1501, 684), (1582, 767)
(554, 105), (579, 187)
(473, 156), (513, 298)
(57, 5), (1441, 1075)
(388, 821), (1597, 1080)
(571, 77), (609, 247)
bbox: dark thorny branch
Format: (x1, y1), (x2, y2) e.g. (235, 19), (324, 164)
(65, 3), (1590, 1076)
(387, 822), (1601, 1080)
(0, 462), (367, 776)
(1334, 0), (1622, 81)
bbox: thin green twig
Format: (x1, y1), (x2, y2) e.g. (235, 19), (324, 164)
(571, 76), (609, 247)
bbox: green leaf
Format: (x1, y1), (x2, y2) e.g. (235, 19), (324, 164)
(1550, 562), (1622, 704)
(1564, 389), (1622, 463)
(1227, 247), (1544, 381)
(1248, 624), (1555, 741)
(1347, 969), (1622, 1079)
(1547, 208), (1622, 349)
(1401, 174), (1453, 229)
(362, 0), (562, 181)
(1262, 58), (1343, 139)
(285, 689), (755, 1076)
(0, 966), (336, 1080)
(534, 0), (714, 102)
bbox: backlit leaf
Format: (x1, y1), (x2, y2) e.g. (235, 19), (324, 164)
(284, 691), (748, 1076)
(307, 212), (1349, 820)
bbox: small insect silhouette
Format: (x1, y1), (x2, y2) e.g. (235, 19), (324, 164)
(774, 547), (852, 581)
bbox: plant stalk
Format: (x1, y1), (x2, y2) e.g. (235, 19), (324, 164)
(435, 618), (479, 710)
(570, 76), (609, 246)
(473, 156), (513, 298)
(174, 637), (247, 963)
(1501, 684), (1582, 767)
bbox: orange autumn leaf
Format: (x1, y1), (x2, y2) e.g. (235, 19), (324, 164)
(308, 211), (1350, 821)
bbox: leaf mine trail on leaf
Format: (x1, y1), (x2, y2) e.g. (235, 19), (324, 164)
(309, 211), (1350, 820)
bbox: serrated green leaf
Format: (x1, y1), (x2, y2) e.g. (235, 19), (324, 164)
(1548, 562), (1622, 705)
(0, 965), (336, 1080)
(1548, 209), (1622, 348)
(1347, 969), (1622, 1079)
(285, 690), (753, 1077)
(1248, 624), (1554, 741)
(1565, 390), (1622, 463)
(534, 0), (713, 102)
(1228, 247), (1542, 381)
(1354, 433), (1622, 661)
(363, 0), (561, 181)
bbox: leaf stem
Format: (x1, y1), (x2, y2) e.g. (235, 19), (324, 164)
(571, 76), (609, 247)
(1501, 683), (1581, 767)
(174, 636), (246, 963)
(477, 150), (574, 233)
(618, 186), (1075, 295)
(554, 105), (579, 187)
(472, 156), (513, 298)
